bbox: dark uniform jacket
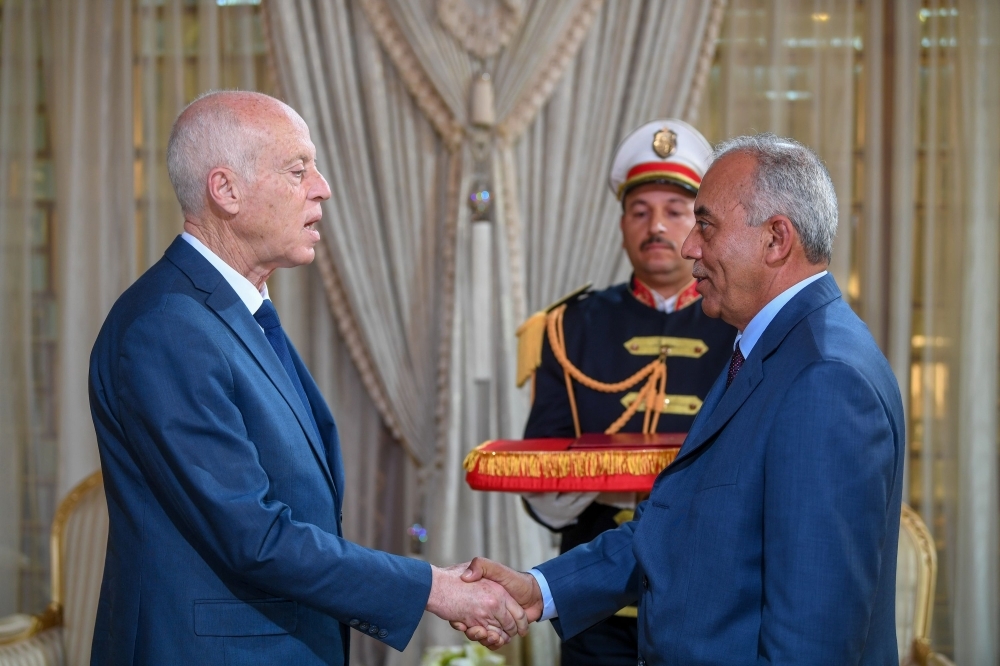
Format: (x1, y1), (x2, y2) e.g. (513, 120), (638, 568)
(523, 279), (737, 552)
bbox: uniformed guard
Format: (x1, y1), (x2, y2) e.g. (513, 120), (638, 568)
(517, 119), (737, 666)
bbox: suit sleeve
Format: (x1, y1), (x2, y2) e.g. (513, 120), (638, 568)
(534, 501), (646, 638)
(760, 360), (900, 665)
(113, 306), (430, 651)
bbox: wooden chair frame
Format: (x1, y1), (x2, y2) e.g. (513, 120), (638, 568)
(0, 471), (104, 646)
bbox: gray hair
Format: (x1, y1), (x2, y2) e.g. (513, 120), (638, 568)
(166, 90), (269, 216)
(713, 133), (837, 264)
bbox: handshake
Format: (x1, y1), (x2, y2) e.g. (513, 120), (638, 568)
(424, 557), (545, 649)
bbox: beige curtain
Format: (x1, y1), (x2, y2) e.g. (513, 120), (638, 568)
(47, 0), (136, 501)
(905, 1), (1000, 661)
(266, 2), (724, 663)
(952, 1), (1000, 660)
(0, 0), (39, 617)
(697, 0), (857, 290)
(874, 1), (1000, 659)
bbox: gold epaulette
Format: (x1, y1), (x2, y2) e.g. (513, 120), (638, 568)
(516, 283), (592, 387)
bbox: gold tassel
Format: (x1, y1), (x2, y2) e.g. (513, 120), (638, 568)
(463, 446), (678, 479)
(516, 310), (548, 387)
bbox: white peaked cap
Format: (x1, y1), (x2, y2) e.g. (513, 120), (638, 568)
(608, 119), (713, 200)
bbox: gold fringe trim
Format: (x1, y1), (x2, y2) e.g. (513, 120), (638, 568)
(463, 446), (677, 479)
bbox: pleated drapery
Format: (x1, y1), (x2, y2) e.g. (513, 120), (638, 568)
(47, 0), (137, 501)
(0, 0), (40, 617)
(266, 1), (724, 662)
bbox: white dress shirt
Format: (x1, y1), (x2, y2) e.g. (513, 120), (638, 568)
(529, 269), (830, 621)
(649, 288), (681, 314)
(181, 232), (270, 319)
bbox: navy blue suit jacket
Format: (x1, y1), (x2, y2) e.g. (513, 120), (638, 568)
(536, 274), (905, 665)
(88, 238), (431, 665)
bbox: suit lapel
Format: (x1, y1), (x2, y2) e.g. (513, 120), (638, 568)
(165, 238), (336, 488)
(672, 274), (843, 467)
(674, 354), (764, 464)
(290, 343), (345, 511)
(685, 366), (728, 444)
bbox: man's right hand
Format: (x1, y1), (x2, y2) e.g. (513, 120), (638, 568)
(451, 557), (544, 645)
(425, 563), (528, 648)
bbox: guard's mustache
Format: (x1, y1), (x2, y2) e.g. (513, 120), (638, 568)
(641, 235), (676, 251)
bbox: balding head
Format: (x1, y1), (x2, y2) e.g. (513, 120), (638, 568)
(168, 90), (330, 288)
(166, 90), (300, 217)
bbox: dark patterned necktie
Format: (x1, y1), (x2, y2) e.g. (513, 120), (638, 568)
(726, 343), (745, 388)
(253, 300), (319, 437)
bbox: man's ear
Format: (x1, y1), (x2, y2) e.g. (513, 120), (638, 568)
(763, 215), (795, 266)
(207, 167), (240, 216)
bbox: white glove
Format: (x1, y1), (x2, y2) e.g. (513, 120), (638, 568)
(522, 492), (599, 530)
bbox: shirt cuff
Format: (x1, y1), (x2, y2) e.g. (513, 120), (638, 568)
(528, 568), (558, 621)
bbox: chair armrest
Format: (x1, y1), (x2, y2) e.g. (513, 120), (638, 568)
(927, 653), (956, 666)
(0, 626), (63, 665)
(0, 604), (61, 646)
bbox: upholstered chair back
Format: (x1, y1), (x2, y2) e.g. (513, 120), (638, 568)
(54, 473), (107, 666)
(895, 503), (937, 666)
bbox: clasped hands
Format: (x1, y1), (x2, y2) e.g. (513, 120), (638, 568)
(425, 558), (543, 649)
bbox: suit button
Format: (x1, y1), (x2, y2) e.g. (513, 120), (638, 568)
(349, 619), (360, 627)
(638, 660), (646, 666)
(378, 629), (388, 638)
(359, 622), (369, 631)
(642, 576), (649, 589)
(368, 625), (379, 635)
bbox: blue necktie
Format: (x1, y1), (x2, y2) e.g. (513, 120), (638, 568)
(253, 300), (319, 438)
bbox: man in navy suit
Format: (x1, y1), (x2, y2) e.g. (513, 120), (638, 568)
(88, 91), (525, 665)
(458, 134), (905, 665)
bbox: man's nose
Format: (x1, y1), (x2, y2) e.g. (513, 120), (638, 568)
(312, 170), (332, 201)
(649, 211), (667, 234)
(681, 228), (699, 259)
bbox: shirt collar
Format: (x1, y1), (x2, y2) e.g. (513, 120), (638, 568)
(630, 275), (697, 314)
(735, 271), (827, 359)
(181, 231), (268, 314)
(652, 289), (680, 314)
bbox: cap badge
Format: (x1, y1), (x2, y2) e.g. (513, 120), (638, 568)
(652, 128), (677, 158)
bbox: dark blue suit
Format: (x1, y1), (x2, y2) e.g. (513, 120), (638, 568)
(536, 274), (905, 665)
(88, 238), (430, 665)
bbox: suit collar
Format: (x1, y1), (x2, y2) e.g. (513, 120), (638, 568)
(165, 235), (225, 294)
(164, 236), (337, 489)
(674, 273), (842, 465)
(179, 231), (266, 314)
